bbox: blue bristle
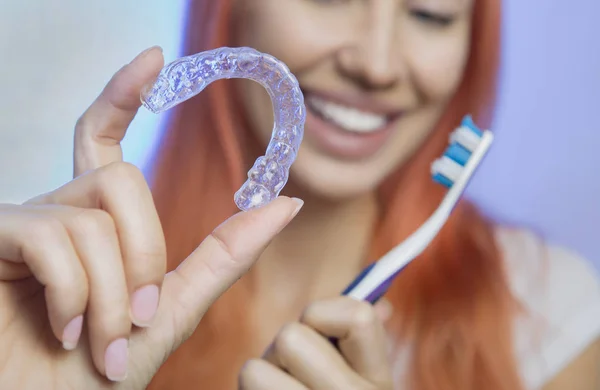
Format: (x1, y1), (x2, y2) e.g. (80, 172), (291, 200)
(444, 143), (471, 166)
(432, 114), (483, 189)
(432, 173), (453, 188)
(461, 115), (483, 137)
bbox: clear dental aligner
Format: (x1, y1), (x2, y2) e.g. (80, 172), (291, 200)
(140, 47), (306, 211)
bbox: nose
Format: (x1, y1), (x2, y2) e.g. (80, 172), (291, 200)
(337, 0), (400, 90)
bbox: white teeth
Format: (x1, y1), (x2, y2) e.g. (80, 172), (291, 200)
(307, 96), (388, 133)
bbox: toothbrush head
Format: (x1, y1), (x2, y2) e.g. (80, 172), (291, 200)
(431, 115), (490, 188)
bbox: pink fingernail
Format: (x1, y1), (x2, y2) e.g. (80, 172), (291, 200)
(290, 198), (304, 219)
(130, 285), (160, 327)
(105, 338), (129, 382)
(62, 315), (83, 350)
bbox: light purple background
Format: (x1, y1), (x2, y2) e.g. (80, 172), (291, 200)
(465, 0), (599, 267)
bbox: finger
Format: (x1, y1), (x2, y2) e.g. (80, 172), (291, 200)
(49, 207), (131, 382)
(73, 46), (164, 177)
(300, 297), (393, 387)
(263, 323), (364, 390)
(238, 359), (307, 390)
(0, 207), (88, 351)
(0, 260), (30, 280)
(158, 196), (303, 348)
(374, 297), (393, 323)
(29, 161), (166, 327)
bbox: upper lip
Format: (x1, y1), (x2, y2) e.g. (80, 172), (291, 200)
(301, 88), (404, 118)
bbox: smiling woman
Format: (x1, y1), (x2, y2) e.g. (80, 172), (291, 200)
(230, 0), (474, 198)
(144, 0), (600, 389)
(0, 0), (599, 389)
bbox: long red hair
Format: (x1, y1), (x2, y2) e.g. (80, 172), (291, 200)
(147, 1), (524, 389)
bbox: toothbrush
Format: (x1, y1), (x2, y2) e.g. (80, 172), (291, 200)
(341, 115), (494, 304)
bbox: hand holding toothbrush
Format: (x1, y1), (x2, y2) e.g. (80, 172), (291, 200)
(239, 296), (394, 390)
(237, 114), (493, 390)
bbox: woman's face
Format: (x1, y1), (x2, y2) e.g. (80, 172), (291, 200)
(232, 0), (474, 200)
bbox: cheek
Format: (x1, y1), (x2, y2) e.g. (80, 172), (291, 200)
(233, 0), (335, 69)
(403, 25), (471, 102)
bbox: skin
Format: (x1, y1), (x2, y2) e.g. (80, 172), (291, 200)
(0, 1), (597, 390)
(0, 48), (302, 389)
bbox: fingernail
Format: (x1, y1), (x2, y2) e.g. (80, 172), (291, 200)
(62, 315), (83, 350)
(105, 338), (129, 382)
(130, 285), (160, 327)
(130, 45), (163, 64)
(290, 198), (304, 220)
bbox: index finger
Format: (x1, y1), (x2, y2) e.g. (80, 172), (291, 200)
(300, 297), (393, 387)
(73, 46), (164, 177)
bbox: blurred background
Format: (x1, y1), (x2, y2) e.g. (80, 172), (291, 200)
(0, 0), (597, 268)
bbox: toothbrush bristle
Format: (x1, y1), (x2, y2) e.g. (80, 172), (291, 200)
(460, 115), (484, 137)
(431, 172), (455, 188)
(431, 115), (484, 187)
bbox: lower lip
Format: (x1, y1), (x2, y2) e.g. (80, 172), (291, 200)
(303, 103), (398, 160)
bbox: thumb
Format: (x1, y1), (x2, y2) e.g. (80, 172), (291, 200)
(73, 46), (164, 177)
(159, 196), (303, 340)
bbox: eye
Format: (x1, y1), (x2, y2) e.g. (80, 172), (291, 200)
(410, 9), (456, 27)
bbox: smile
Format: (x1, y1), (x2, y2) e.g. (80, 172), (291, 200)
(306, 95), (389, 134)
(301, 88), (403, 160)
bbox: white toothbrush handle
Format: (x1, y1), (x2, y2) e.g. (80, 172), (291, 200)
(343, 131), (494, 303)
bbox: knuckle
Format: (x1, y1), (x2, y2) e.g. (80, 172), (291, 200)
(274, 322), (304, 354)
(350, 301), (379, 330)
(26, 216), (67, 245)
(103, 161), (144, 184)
(97, 161), (148, 199)
(205, 233), (241, 275)
(71, 208), (116, 237)
(209, 229), (241, 263)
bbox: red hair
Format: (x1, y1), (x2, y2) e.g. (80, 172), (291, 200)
(147, 1), (524, 389)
